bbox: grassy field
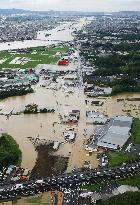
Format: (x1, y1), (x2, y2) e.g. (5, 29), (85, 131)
(98, 192), (140, 205)
(26, 196), (50, 204)
(118, 173), (140, 187)
(82, 173), (140, 195)
(82, 183), (101, 192)
(108, 151), (137, 167)
(0, 45), (69, 69)
(131, 118), (140, 144)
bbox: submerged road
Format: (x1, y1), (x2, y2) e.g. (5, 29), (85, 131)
(0, 161), (140, 202)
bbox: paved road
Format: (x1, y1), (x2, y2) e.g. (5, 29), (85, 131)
(0, 161), (140, 202)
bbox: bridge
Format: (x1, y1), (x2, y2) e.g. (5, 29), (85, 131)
(0, 161), (140, 202)
(35, 39), (71, 43)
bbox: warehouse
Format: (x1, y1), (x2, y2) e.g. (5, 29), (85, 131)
(97, 115), (133, 150)
(86, 115), (133, 151)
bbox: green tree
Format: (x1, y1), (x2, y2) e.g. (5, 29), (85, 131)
(0, 133), (22, 169)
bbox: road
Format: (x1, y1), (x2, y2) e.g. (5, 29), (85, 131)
(0, 161), (139, 202)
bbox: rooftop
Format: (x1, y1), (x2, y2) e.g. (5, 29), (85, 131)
(97, 115), (133, 150)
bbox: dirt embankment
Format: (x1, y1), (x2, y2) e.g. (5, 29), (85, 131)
(30, 144), (69, 179)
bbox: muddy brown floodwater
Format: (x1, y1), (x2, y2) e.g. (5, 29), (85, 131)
(2, 16), (140, 205)
(0, 61), (140, 172)
(0, 59), (140, 205)
(0, 61), (87, 170)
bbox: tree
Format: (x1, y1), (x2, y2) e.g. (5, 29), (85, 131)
(0, 134), (22, 169)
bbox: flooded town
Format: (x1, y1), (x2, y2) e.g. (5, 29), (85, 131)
(0, 6), (140, 205)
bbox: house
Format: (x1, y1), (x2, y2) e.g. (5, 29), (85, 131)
(69, 110), (80, 120)
(53, 141), (60, 150)
(63, 129), (76, 142)
(52, 191), (63, 205)
(91, 193), (102, 204)
(79, 191), (102, 204)
(22, 168), (29, 176)
(58, 59), (69, 66)
(112, 185), (139, 196)
(86, 111), (108, 125)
